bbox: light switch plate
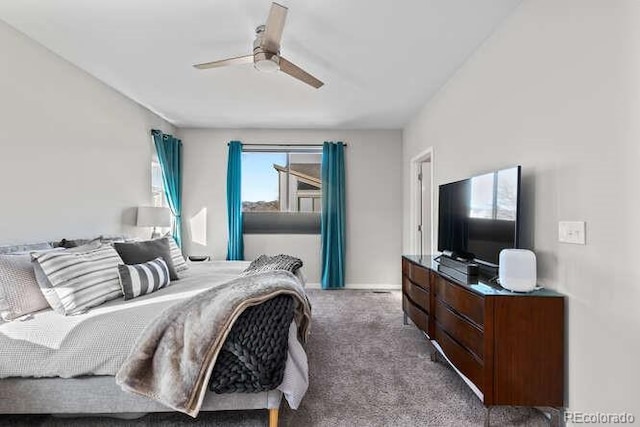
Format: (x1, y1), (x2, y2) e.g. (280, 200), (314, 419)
(558, 221), (586, 245)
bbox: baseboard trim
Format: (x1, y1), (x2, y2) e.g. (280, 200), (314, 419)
(305, 283), (401, 290)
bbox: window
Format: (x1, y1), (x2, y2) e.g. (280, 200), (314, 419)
(152, 158), (168, 208)
(242, 148), (322, 234)
(242, 150), (322, 213)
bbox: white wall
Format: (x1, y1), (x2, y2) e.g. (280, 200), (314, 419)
(403, 0), (640, 417)
(0, 21), (174, 244)
(179, 128), (403, 285)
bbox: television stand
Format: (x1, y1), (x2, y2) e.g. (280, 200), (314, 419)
(438, 254), (479, 276)
(401, 255), (565, 421)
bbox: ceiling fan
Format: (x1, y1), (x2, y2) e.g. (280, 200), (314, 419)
(193, 2), (324, 89)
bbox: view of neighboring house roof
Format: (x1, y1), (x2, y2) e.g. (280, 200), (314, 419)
(273, 164), (322, 189)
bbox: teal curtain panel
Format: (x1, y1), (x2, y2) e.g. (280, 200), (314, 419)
(151, 129), (183, 248)
(226, 141), (244, 260)
(321, 141), (346, 289)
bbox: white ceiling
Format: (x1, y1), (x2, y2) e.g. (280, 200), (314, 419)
(0, 0), (521, 129)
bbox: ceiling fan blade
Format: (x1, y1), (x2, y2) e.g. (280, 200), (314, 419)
(262, 3), (288, 52)
(279, 57), (324, 89)
(193, 55), (253, 70)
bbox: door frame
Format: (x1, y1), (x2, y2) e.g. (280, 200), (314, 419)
(409, 147), (435, 256)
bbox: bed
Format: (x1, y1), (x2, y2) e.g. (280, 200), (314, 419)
(0, 260), (310, 426)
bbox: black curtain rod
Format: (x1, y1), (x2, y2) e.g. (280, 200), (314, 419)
(228, 143), (347, 147)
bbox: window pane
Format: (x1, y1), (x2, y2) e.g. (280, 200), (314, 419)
(241, 149), (323, 234)
(288, 152), (322, 213)
(242, 151), (323, 213)
(299, 197), (313, 212)
(152, 191), (163, 208)
(242, 152), (286, 212)
(242, 150), (322, 234)
(151, 160), (168, 208)
(152, 161), (163, 189)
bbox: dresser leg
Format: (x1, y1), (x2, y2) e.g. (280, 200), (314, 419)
(553, 408), (565, 427)
(484, 406), (492, 427)
(536, 407), (564, 427)
(403, 312), (409, 325)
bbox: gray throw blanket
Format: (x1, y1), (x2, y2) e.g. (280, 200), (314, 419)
(209, 294), (295, 394)
(241, 254), (303, 276)
(116, 270), (311, 417)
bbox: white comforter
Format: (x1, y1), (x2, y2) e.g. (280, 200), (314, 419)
(0, 261), (309, 408)
(0, 262), (308, 403)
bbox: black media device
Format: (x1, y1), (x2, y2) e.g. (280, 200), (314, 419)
(437, 264), (479, 284)
(438, 256), (479, 276)
(438, 165), (521, 268)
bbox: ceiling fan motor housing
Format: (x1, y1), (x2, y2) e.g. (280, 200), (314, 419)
(253, 25), (280, 72)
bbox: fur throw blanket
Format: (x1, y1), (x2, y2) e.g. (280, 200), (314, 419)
(116, 270), (311, 417)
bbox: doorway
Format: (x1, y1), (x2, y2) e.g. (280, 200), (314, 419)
(410, 148), (434, 257)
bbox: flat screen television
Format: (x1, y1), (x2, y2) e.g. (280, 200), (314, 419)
(437, 166), (521, 266)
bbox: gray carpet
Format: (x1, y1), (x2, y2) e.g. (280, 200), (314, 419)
(0, 290), (548, 426)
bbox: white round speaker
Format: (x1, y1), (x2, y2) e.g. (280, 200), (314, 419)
(498, 249), (537, 292)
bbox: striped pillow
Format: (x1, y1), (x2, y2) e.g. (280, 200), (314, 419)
(117, 258), (171, 300)
(32, 244), (123, 315)
(167, 236), (189, 272)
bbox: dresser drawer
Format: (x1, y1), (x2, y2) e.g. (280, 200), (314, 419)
(435, 276), (484, 327)
(403, 277), (429, 312)
(435, 299), (483, 359)
(435, 325), (484, 392)
(403, 295), (429, 334)
(402, 258), (411, 277)
(409, 263), (430, 290)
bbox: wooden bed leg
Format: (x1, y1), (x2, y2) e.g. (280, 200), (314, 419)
(269, 408), (279, 427)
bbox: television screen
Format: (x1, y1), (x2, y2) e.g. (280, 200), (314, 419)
(437, 166), (521, 266)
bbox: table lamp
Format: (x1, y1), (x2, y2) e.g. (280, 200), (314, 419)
(136, 206), (171, 238)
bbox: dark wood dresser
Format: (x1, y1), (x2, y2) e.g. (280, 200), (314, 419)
(402, 255), (565, 412)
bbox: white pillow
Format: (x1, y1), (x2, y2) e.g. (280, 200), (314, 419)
(0, 252), (52, 320)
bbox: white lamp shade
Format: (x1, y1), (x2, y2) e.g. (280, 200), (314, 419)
(137, 206), (172, 227)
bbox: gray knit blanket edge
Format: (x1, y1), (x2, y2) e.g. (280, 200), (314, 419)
(240, 254), (303, 276)
(208, 294), (295, 394)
